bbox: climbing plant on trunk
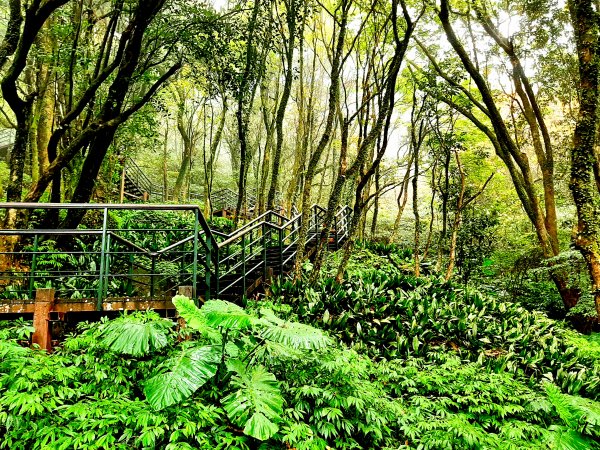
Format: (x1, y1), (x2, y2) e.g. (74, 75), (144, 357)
(568, 0), (600, 319)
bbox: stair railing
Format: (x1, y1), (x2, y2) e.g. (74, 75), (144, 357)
(0, 203), (219, 306)
(0, 202), (350, 305)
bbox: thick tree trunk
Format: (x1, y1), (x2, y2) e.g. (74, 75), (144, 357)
(412, 142), (420, 277)
(258, 81), (277, 214)
(173, 112), (194, 202)
(568, 0), (600, 318)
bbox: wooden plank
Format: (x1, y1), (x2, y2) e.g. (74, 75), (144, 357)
(0, 297), (175, 314)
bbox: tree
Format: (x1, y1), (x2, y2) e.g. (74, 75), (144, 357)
(310, 0), (419, 281)
(266, 0), (305, 210)
(568, 0), (600, 318)
(424, 0), (578, 309)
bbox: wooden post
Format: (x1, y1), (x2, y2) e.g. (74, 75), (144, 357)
(178, 285), (193, 298)
(119, 166), (126, 203)
(32, 288), (55, 352)
(177, 286), (193, 340)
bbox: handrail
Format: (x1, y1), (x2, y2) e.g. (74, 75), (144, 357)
(0, 202), (352, 304)
(218, 221), (268, 248)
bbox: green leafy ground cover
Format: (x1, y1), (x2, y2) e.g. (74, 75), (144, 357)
(1, 246), (600, 448)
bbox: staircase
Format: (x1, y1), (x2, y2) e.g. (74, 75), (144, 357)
(211, 205), (350, 300)
(122, 158), (283, 217)
(0, 201), (351, 307)
(0, 129), (15, 163)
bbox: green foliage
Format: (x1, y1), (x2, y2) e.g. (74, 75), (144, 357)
(223, 361), (283, 440)
(144, 344), (221, 410)
(107, 296), (330, 440)
(545, 383), (600, 448)
(99, 311), (173, 357)
(273, 248), (600, 400)
(5, 247), (600, 449)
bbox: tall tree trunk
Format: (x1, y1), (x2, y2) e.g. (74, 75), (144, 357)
(173, 109), (194, 202)
(293, 0), (350, 279)
(445, 151), (465, 281)
(267, 0), (300, 210)
(258, 79), (277, 214)
(204, 97), (227, 216)
(568, 0), (600, 315)
(370, 163), (380, 239)
(412, 139), (420, 277)
(62, 0), (175, 228)
(309, 0), (417, 281)
(437, 0), (575, 308)
(388, 153), (413, 243)
(163, 120), (169, 201)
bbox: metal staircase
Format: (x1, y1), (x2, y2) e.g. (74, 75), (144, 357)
(0, 129), (15, 162)
(0, 202), (352, 307)
(122, 158), (282, 217)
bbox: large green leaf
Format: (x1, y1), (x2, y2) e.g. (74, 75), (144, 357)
(172, 295), (222, 342)
(201, 300), (254, 330)
(259, 308), (331, 350)
(244, 412), (280, 441)
(144, 345), (221, 410)
(99, 315), (172, 357)
(222, 361), (283, 440)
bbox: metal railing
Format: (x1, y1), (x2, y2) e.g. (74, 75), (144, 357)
(0, 202), (352, 307)
(123, 158), (203, 202)
(0, 129), (15, 150)
(0, 204), (217, 308)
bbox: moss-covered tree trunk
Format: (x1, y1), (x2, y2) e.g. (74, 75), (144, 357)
(568, 0), (600, 316)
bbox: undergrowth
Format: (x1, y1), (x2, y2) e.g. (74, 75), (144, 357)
(2, 245), (600, 448)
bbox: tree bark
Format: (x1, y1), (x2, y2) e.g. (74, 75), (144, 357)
(568, 0), (600, 315)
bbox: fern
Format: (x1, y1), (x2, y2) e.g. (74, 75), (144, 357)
(99, 313), (172, 357)
(547, 426), (596, 450)
(144, 344), (221, 410)
(546, 383), (600, 439)
(222, 360), (283, 440)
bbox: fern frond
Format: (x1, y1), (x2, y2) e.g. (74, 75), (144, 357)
(144, 344), (221, 410)
(202, 300), (254, 330)
(100, 315), (172, 357)
(546, 425), (595, 450)
(546, 383), (600, 434)
(172, 295), (222, 342)
(222, 360), (283, 440)
(259, 308), (331, 350)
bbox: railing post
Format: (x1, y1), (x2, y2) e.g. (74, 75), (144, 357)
(119, 164), (126, 203)
(28, 234), (39, 299)
(32, 288), (55, 352)
(150, 256), (156, 299)
(213, 245), (219, 300)
(241, 237), (246, 295)
(104, 233), (111, 299)
(96, 207), (108, 311)
(278, 228), (284, 275)
(334, 214), (339, 250)
(193, 209), (199, 303)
